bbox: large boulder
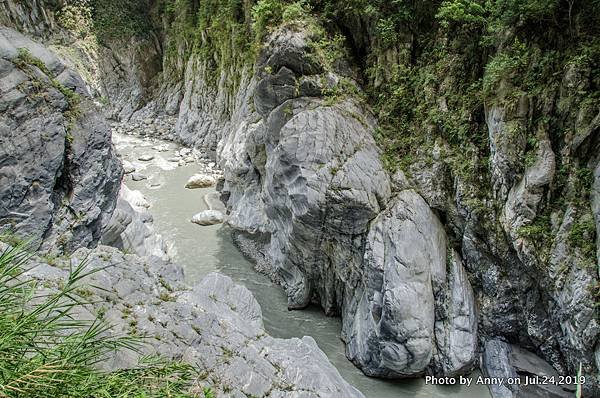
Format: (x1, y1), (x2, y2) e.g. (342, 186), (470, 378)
(191, 210), (225, 226)
(344, 190), (477, 377)
(218, 26), (478, 380)
(185, 173), (216, 189)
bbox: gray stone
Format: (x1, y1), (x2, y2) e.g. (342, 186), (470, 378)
(0, 28), (121, 253)
(191, 210), (225, 226)
(185, 174), (215, 189)
(16, 245), (363, 398)
(130, 172), (147, 181)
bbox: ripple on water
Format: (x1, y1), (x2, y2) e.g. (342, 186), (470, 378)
(113, 133), (491, 398)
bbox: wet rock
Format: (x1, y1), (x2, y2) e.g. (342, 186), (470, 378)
(130, 172), (147, 181)
(122, 160), (136, 174)
(191, 210), (225, 226)
(482, 339), (574, 398)
(138, 154), (154, 162)
(185, 174), (216, 189)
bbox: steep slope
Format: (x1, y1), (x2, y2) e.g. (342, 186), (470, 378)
(0, 27), (121, 252)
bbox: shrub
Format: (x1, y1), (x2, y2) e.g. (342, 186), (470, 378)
(0, 243), (202, 397)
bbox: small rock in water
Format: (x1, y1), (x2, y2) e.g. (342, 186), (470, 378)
(185, 174), (216, 189)
(179, 148), (192, 157)
(131, 173), (148, 181)
(168, 156), (182, 163)
(153, 144), (170, 152)
(191, 210), (224, 226)
(122, 160), (135, 174)
(184, 156), (195, 163)
(138, 154), (154, 161)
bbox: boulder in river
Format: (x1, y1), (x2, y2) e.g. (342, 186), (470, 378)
(153, 144), (170, 152)
(191, 210), (225, 226)
(185, 174), (216, 189)
(122, 160), (136, 174)
(122, 186), (151, 209)
(138, 154), (155, 161)
(130, 173), (147, 181)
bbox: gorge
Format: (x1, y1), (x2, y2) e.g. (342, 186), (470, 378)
(0, 1), (598, 397)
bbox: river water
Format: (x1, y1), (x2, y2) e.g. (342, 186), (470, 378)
(114, 132), (491, 398)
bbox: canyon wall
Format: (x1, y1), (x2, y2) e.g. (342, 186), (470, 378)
(1, 1), (597, 396)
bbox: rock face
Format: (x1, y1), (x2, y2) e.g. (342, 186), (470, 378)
(215, 27), (478, 379)
(14, 243), (363, 398)
(101, 185), (169, 259)
(0, 27), (121, 253)
(482, 339), (574, 398)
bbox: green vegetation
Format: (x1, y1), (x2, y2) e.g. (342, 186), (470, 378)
(14, 48), (81, 113)
(0, 243), (205, 397)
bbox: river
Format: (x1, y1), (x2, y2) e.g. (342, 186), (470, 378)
(113, 132), (491, 398)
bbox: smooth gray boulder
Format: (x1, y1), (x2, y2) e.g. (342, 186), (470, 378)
(345, 190), (437, 377)
(191, 210), (225, 226)
(185, 173), (215, 189)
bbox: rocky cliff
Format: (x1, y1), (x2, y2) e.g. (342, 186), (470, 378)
(151, 3), (597, 395)
(2, 0), (598, 396)
(0, 27), (121, 253)
(0, 5), (373, 397)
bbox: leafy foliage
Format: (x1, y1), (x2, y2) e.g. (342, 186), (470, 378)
(0, 243), (204, 398)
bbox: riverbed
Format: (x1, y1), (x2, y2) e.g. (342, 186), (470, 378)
(113, 132), (491, 398)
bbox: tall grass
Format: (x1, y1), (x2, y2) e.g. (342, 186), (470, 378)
(0, 243), (203, 397)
